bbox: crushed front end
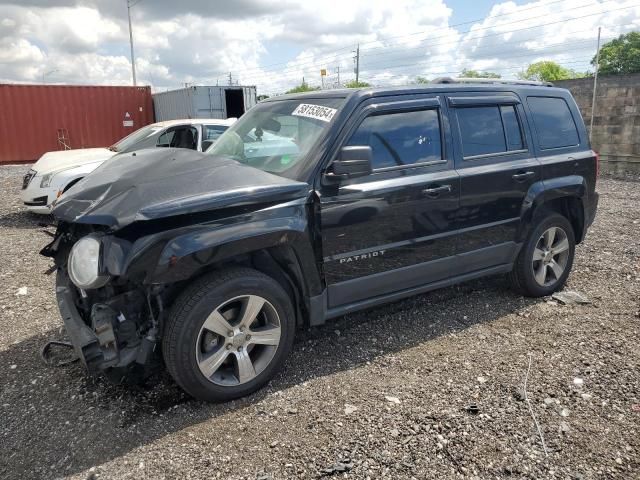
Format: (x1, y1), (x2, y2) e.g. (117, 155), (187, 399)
(43, 222), (163, 383)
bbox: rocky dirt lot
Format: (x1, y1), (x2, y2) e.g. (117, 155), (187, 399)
(0, 164), (638, 480)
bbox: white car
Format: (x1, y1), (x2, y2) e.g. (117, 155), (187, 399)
(21, 118), (236, 214)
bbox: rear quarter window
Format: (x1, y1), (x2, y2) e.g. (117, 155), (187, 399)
(527, 96), (580, 150)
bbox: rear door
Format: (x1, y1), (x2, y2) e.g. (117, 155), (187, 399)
(448, 93), (540, 275)
(318, 96), (460, 308)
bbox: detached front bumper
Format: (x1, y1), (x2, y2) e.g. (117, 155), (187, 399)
(55, 271), (103, 370)
(55, 270), (152, 375)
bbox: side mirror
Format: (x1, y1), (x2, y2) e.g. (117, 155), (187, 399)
(326, 146), (372, 180)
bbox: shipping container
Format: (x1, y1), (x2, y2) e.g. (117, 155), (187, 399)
(0, 84), (154, 164)
(153, 85), (257, 121)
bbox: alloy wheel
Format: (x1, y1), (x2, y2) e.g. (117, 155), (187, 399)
(531, 226), (570, 287)
(195, 295), (282, 386)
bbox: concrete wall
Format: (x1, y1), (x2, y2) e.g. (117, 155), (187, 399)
(554, 73), (640, 175)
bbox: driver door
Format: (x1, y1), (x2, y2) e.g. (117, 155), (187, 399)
(319, 96), (460, 309)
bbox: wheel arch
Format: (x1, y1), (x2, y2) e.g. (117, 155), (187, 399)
(122, 218), (322, 328)
(62, 176), (84, 193)
(519, 175), (587, 244)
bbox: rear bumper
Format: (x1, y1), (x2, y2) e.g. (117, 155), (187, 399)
(579, 191), (599, 243)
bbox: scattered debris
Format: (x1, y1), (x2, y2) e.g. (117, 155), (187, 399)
(465, 403), (480, 415)
(573, 377), (584, 386)
(477, 376), (488, 384)
(343, 404), (358, 415)
(385, 396), (401, 404)
(551, 291), (591, 305)
(513, 387), (525, 401)
(15, 287), (27, 296)
(560, 408), (571, 417)
(319, 460), (353, 477)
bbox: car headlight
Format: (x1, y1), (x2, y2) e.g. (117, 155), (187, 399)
(40, 173), (54, 188)
(68, 234), (110, 290)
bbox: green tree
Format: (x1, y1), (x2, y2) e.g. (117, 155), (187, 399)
(286, 80), (320, 94)
(460, 68), (501, 78)
(518, 61), (585, 82)
(415, 76), (430, 84)
(344, 80), (371, 88)
(593, 31), (640, 75)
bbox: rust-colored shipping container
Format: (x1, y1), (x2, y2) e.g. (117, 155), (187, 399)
(0, 84), (154, 164)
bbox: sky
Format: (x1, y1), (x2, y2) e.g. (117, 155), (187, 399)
(0, 0), (639, 95)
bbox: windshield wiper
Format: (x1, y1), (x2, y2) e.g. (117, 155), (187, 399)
(107, 146), (118, 152)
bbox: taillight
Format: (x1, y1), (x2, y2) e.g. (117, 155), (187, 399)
(594, 151), (600, 179)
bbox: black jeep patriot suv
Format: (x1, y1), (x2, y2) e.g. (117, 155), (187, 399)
(43, 80), (598, 402)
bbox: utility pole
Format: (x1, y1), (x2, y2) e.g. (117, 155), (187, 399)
(126, 0), (137, 86)
(228, 72), (233, 86)
(590, 26), (602, 142)
(336, 65), (340, 87)
(353, 44), (360, 84)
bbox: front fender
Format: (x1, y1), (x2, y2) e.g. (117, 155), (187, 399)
(121, 202), (321, 292)
(518, 175), (586, 241)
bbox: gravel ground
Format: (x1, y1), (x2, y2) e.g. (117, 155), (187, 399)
(1, 164), (639, 480)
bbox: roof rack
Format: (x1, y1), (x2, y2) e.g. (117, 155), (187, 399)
(430, 77), (554, 87)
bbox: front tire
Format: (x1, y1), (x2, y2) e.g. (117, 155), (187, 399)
(162, 267), (295, 402)
(510, 212), (576, 297)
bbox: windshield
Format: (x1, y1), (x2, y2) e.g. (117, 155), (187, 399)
(111, 124), (163, 152)
(206, 98), (344, 179)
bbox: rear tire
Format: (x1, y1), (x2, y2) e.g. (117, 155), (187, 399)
(162, 267), (295, 402)
(510, 212), (575, 297)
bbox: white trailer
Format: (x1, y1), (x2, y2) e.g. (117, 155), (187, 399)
(153, 85), (257, 121)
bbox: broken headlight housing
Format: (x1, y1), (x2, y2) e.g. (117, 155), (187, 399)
(68, 234), (110, 290)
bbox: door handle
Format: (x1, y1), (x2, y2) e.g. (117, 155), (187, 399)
(512, 171), (535, 182)
(422, 185), (452, 197)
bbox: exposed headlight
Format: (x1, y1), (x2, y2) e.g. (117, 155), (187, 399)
(40, 173), (54, 188)
(68, 234), (110, 290)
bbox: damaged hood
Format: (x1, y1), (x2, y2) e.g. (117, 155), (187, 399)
(52, 148), (310, 229)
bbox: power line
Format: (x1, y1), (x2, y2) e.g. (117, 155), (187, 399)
(226, 0), (633, 81)
(211, 0), (576, 79)
(359, 37), (614, 73)
(359, 0), (622, 55)
(235, 3), (637, 86)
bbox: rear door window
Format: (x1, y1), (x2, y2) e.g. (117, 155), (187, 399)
(457, 106), (506, 157)
(346, 109), (442, 170)
(456, 105), (526, 158)
(527, 96), (580, 150)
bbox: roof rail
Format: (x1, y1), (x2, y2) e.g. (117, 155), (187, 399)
(430, 77), (554, 87)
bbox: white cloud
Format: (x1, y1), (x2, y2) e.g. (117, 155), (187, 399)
(0, 0), (638, 93)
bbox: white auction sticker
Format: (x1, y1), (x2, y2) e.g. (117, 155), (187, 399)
(291, 103), (337, 122)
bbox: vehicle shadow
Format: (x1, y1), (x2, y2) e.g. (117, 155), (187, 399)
(0, 276), (540, 479)
(0, 210), (55, 230)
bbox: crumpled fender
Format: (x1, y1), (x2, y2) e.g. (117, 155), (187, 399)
(121, 201), (321, 290)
